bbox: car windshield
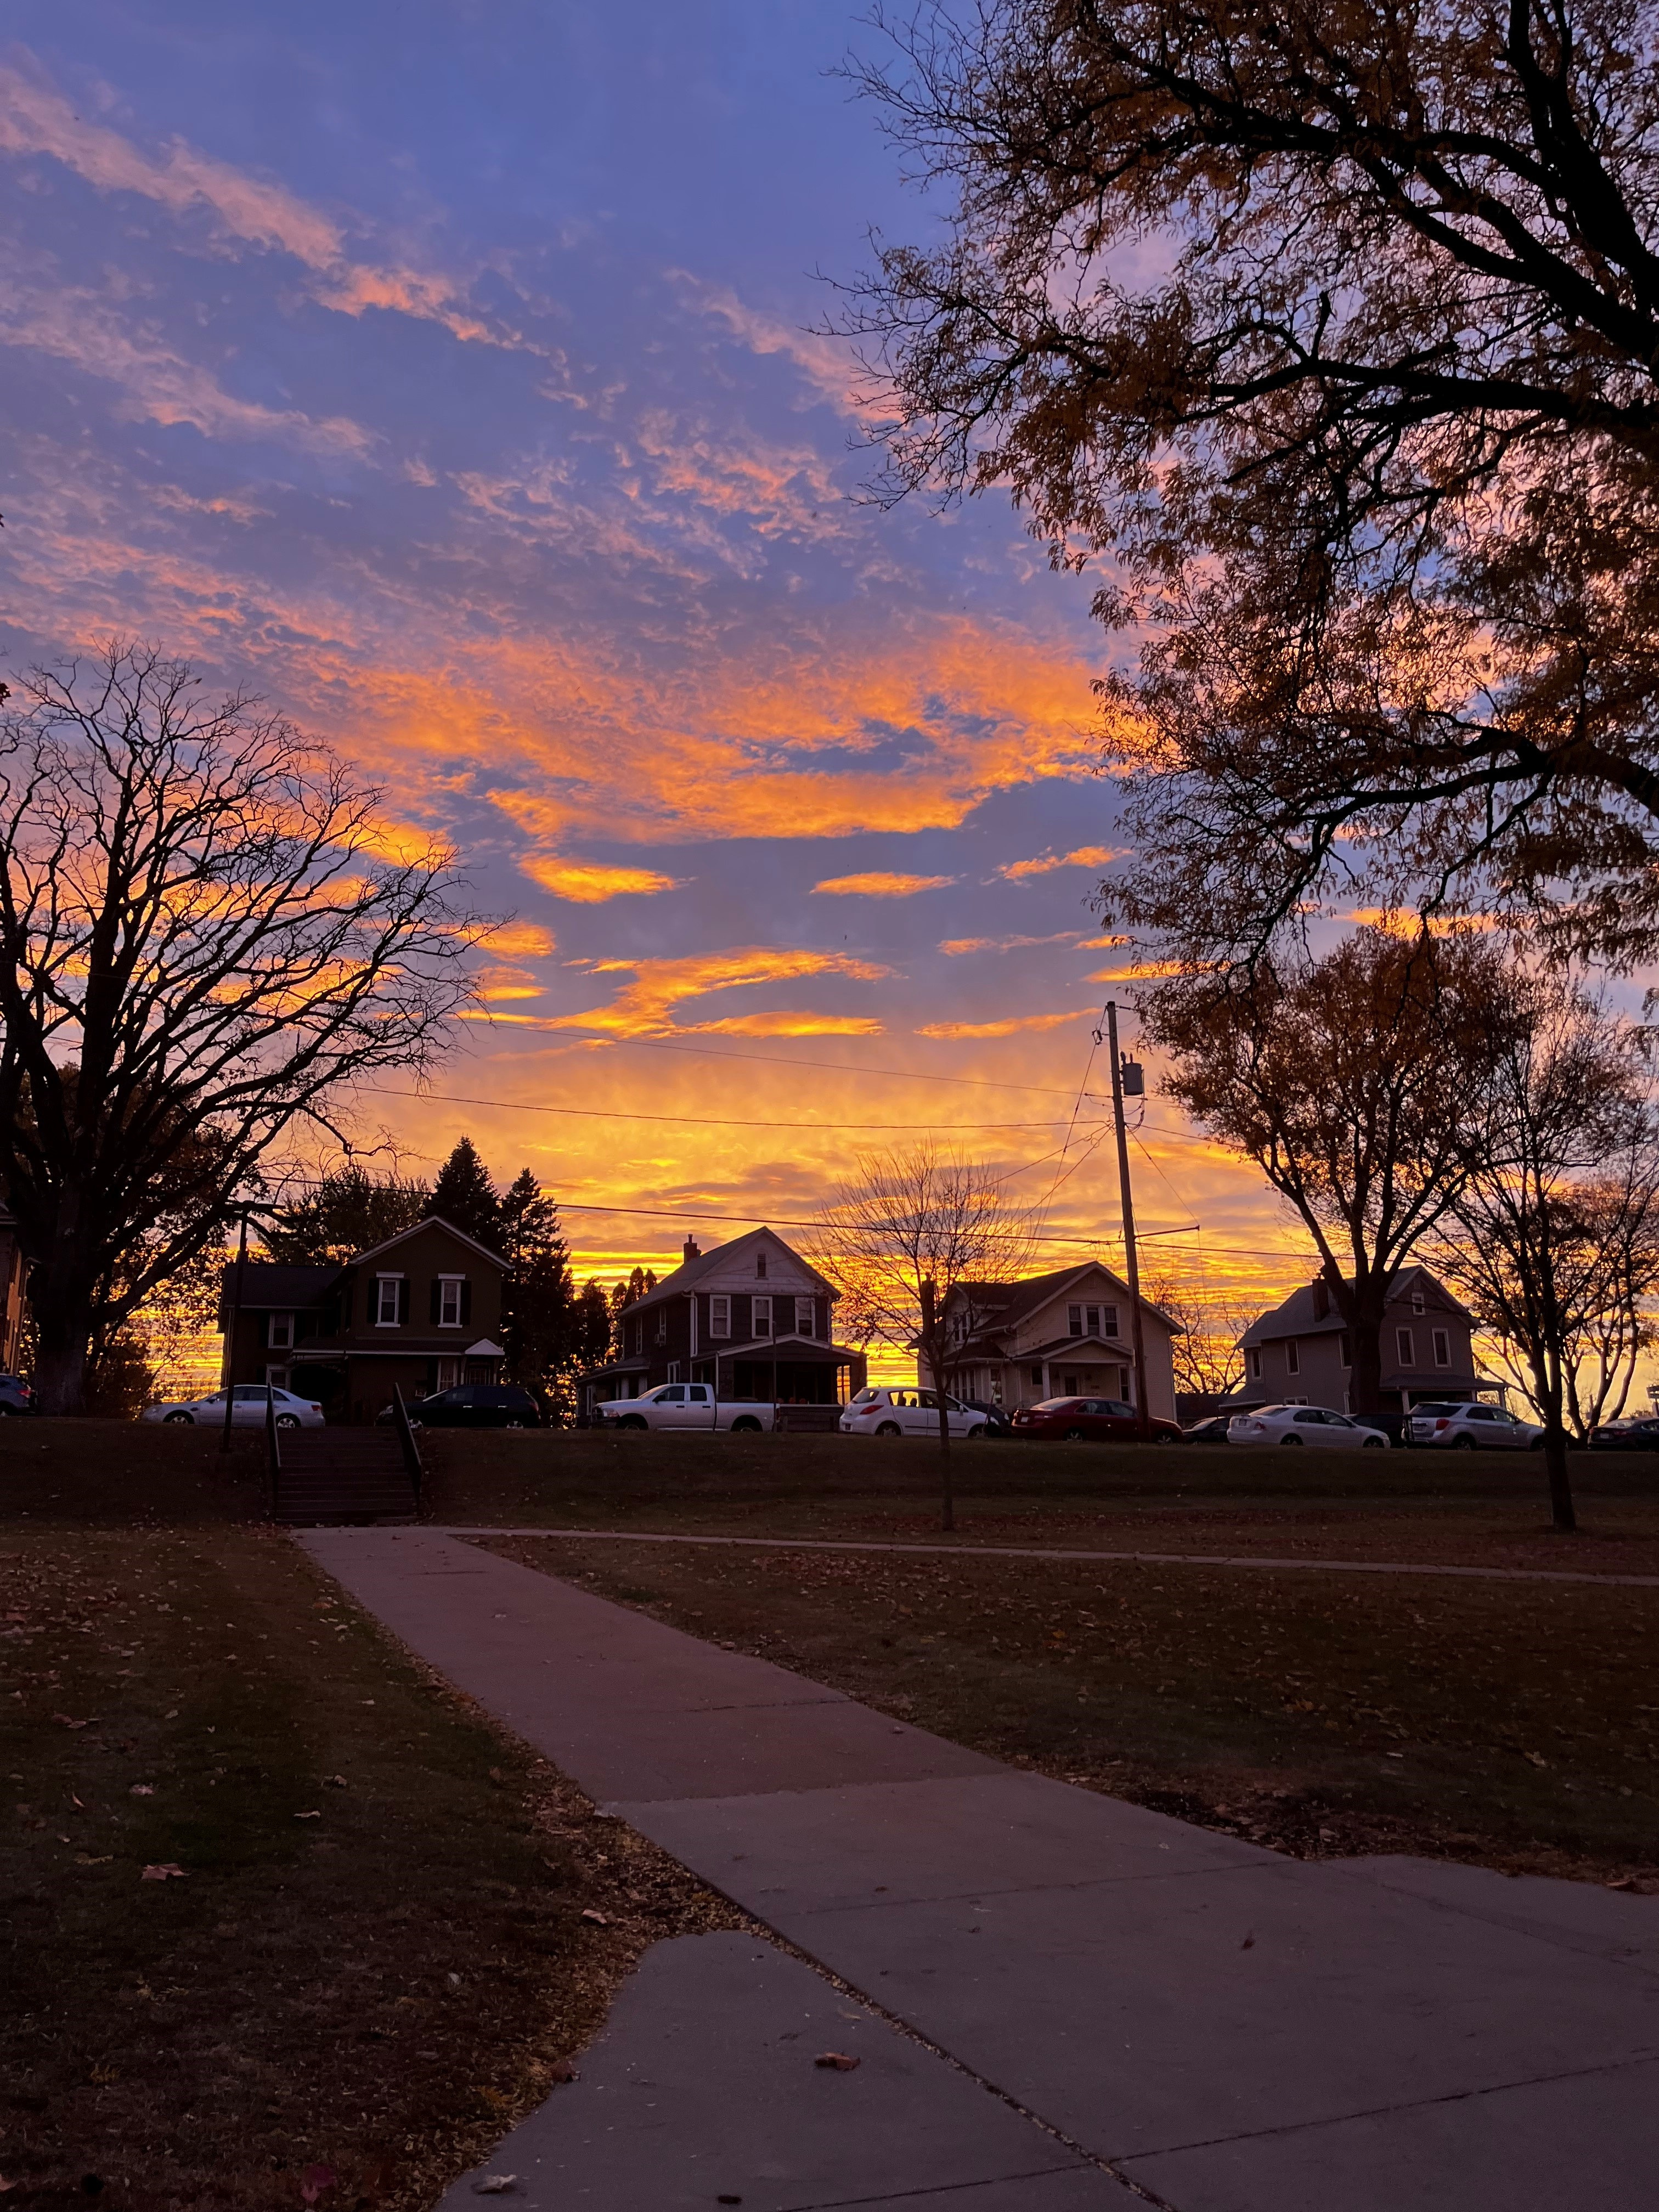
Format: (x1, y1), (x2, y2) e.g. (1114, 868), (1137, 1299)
(1030, 1398), (1084, 1412)
(850, 1386), (879, 1404)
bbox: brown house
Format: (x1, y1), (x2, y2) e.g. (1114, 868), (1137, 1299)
(218, 1217), (508, 1424)
(1238, 1266), (1482, 1415)
(577, 1227), (866, 1418)
(0, 1207), (29, 1375)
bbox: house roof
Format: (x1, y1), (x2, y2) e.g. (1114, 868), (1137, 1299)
(1239, 1265), (1475, 1348)
(954, 1262), (1181, 1335)
(629, 1226), (834, 1314)
(348, 1215), (509, 1270)
(219, 1262), (341, 1314)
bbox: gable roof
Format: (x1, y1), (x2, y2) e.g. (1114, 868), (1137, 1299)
(1239, 1265), (1475, 1347)
(217, 1262), (341, 1320)
(629, 1226), (834, 1314)
(953, 1261), (1181, 1335)
(347, 1215), (509, 1271)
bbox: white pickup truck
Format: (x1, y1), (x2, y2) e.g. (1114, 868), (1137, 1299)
(597, 1383), (775, 1434)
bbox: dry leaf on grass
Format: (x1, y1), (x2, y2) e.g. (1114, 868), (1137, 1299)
(300, 2163), (337, 2204)
(580, 1908), (608, 1926)
(295, 1810), (322, 1821)
(471, 2176), (517, 2195)
(140, 1863), (189, 1882)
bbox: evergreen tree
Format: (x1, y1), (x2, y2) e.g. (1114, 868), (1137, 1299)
(428, 1136), (501, 1250)
(572, 1279), (614, 1373)
(498, 1169), (579, 1407)
(608, 1266), (657, 1356)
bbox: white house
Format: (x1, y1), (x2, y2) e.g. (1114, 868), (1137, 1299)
(923, 1262), (1181, 1420)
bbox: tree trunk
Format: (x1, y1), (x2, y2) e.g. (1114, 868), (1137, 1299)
(34, 1289), (93, 1414)
(1532, 1348), (1577, 1533)
(919, 1278), (953, 1533)
(1341, 1287), (1389, 1416)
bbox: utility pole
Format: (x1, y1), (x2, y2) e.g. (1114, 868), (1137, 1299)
(1105, 1001), (1151, 1439)
(221, 1206), (249, 1455)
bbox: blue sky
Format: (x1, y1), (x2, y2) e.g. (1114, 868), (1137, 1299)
(0, 2), (1309, 1308)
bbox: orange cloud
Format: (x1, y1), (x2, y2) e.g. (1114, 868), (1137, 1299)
(998, 845), (1122, 881)
(916, 1008), (1095, 1039)
(1087, 962), (1184, 983)
(520, 856), (685, 902)
(1347, 908), (1501, 938)
(938, 931), (1079, 955)
(812, 872), (958, 898)
(478, 919), (557, 957)
(548, 945), (890, 1038)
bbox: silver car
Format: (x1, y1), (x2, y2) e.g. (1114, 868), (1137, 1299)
(1228, 1403), (1389, 1449)
(839, 1386), (988, 1439)
(1407, 1400), (1542, 1450)
(143, 1384), (326, 1430)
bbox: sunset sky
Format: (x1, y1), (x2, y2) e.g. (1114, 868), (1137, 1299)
(0, 2), (1325, 1344)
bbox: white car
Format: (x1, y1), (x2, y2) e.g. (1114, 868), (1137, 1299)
(143, 1384), (326, 1430)
(1407, 1400), (1543, 1450)
(839, 1386), (988, 1440)
(1228, 1403), (1389, 1450)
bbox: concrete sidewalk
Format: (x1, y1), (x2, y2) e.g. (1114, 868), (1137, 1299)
(303, 1528), (1659, 2211)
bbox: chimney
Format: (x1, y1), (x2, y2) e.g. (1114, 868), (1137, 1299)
(682, 1236), (701, 1265)
(1311, 1278), (1330, 1321)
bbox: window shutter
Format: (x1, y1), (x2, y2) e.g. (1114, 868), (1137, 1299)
(460, 1278), (472, 1325)
(429, 1279), (441, 1324)
(397, 1279), (410, 1325)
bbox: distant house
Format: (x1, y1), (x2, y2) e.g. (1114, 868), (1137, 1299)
(0, 1207), (28, 1375)
(576, 1228), (866, 1418)
(927, 1263), (1181, 1421)
(218, 1216), (508, 1424)
(1238, 1266), (1481, 1415)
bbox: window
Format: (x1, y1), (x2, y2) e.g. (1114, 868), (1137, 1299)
(655, 1310), (667, 1345)
(438, 1276), (464, 1328)
(659, 1385), (685, 1403)
(375, 1275), (404, 1327)
(1085, 1304), (1100, 1335)
(1397, 1326), (1415, 1365)
(1247, 1347), (1262, 1381)
(666, 1364), (681, 1385)
(1063, 1373), (1079, 1395)
(1102, 1306), (1119, 1338)
(709, 1295), (730, 1338)
(1031, 1365), (1043, 1385)
(267, 1312), (294, 1351)
(753, 1295), (772, 1336)
(795, 1295), (815, 1337)
(1067, 1304), (1084, 1336)
(1411, 1289), (1425, 1315)
(1339, 1331), (1352, 1369)
(1432, 1327), (1451, 1368)
(1285, 1338), (1300, 1375)
(756, 1251), (768, 1278)
(436, 1357), (461, 1392)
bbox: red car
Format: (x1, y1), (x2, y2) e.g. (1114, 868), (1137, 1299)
(1010, 1395), (1182, 1443)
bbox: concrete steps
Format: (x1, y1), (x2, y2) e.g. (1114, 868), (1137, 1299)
(273, 1428), (417, 1526)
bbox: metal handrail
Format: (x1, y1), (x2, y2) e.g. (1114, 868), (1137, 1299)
(265, 1379), (281, 1519)
(391, 1385), (424, 1509)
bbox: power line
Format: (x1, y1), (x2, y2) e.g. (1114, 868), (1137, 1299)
(590, 1035), (1116, 1103)
(358, 1087), (1077, 1133)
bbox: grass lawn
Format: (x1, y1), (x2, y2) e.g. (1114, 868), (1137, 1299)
(471, 1523), (1659, 1889)
(1, 1441), (735, 2212)
(416, 1427), (1659, 1575)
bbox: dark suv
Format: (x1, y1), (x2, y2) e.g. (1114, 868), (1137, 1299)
(0, 1374), (37, 1415)
(406, 1383), (544, 1429)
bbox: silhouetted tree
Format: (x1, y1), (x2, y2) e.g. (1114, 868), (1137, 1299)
(428, 1137), (500, 1250)
(0, 645), (475, 1412)
(498, 1169), (579, 1410)
(262, 1167), (431, 1267)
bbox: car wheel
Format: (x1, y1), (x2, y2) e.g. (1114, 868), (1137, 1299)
(731, 1417), (763, 1433)
(1153, 1429), (1176, 1444)
(164, 1411), (193, 1424)
(275, 1413), (300, 1430)
(966, 1423), (986, 1440)
(1063, 1426), (1086, 1442)
(617, 1415), (648, 1431)
(1281, 1433), (1304, 1446)
(1528, 1436), (1545, 1451)
(875, 1421), (901, 1437)
(1362, 1434), (1386, 1449)
(1451, 1434), (1476, 1451)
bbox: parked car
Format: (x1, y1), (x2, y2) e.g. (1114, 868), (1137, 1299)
(1406, 1401), (1543, 1451)
(839, 1386), (988, 1440)
(958, 1396), (1013, 1436)
(0, 1373), (36, 1415)
(1228, 1404), (1389, 1449)
(1588, 1415), (1659, 1451)
(1181, 1414), (1233, 1444)
(143, 1384), (325, 1430)
(598, 1383), (772, 1433)
(398, 1383), (545, 1429)
(1010, 1396), (1183, 1443)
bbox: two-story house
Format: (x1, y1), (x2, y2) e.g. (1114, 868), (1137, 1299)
(1238, 1266), (1481, 1415)
(0, 1205), (29, 1374)
(928, 1263), (1181, 1420)
(575, 1227), (866, 1418)
(218, 1216), (508, 1424)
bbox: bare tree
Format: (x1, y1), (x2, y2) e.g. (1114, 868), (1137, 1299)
(815, 1142), (1031, 1530)
(1431, 980), (1659, 1525)
(1144, 928), (1506, 1414)
(1141, 1269), (1255, 1406)
(1561, 1176), (1659, 1438)
(845, 2), (1659, 968)
(0, 645), (479, 1412)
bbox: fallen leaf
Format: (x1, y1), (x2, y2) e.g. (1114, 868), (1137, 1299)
(580, 1908), (608, 1926)
(1606, 1875), (1640, 1892)
(140, 1862), (189, 1882)
(0, 2175), (15, 2192)
(71, 1791), (85, 1809)
(53, 1714), (93, 1730)
(75, 1854), (113, 1866)
(300, 2164), (337, 2204)
(814, 2052), (860, 2071)
(471, 2177), (517, 2196)
(1240, 1933), (1256, 1950)
(546, 2059), (577, 2084)
(129, 1784), (155, 1797)
(324, 1774), (348, 1788)
(294, 1810), (322, 1821)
